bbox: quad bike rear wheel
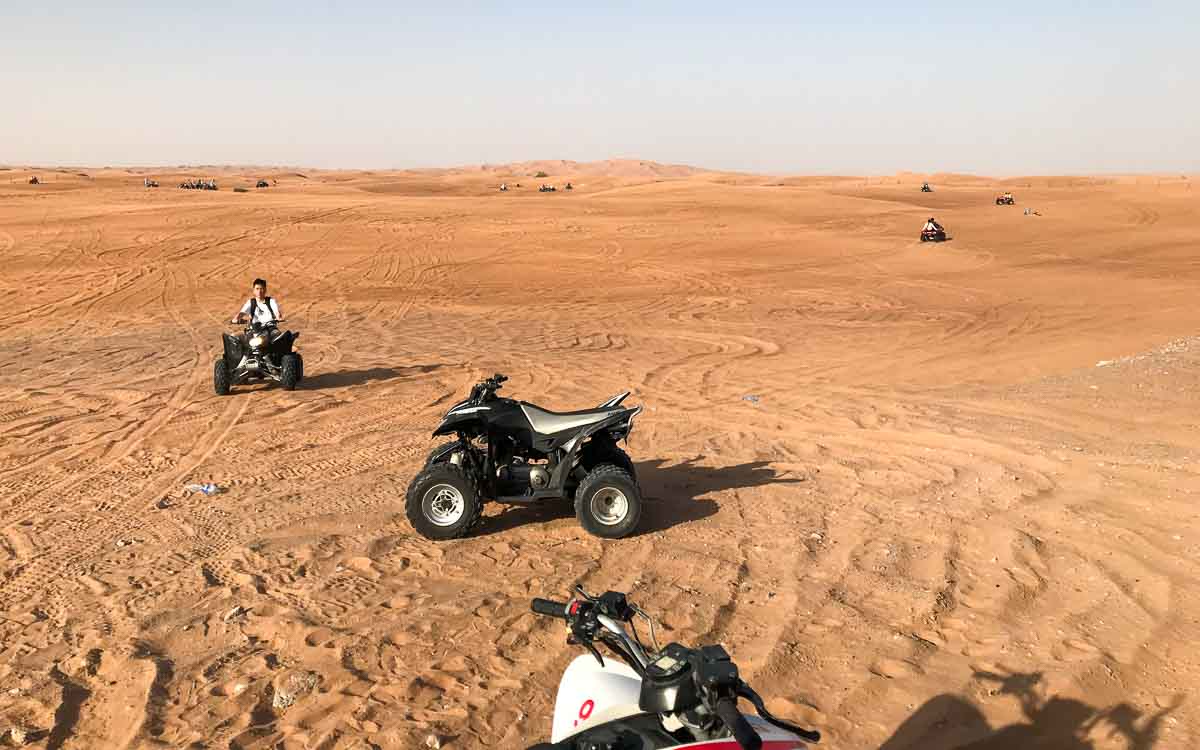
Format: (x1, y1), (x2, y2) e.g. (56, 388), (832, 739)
(213, 358), (231, 395)
(406, 463), (483, 540)
(575, 464), (642, 539)
(280, 353), (301, 390)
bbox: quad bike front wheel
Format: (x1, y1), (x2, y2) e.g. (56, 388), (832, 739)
(280, 353), (301, 390)
(213, 358), (231, 396)
(575, 464), (642, 539)
(406, 463), (483, 540)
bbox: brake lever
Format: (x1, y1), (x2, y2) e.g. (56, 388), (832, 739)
(737, 683), (820, 743)
(567, 632), (605, 667)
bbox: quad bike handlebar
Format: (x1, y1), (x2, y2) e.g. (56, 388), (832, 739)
(530, 586), (820, 748)
(470, 373), (509, 403)
(531, 598), (569, 619)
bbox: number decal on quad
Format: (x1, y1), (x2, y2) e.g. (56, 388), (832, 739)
(574, 698), (595, 726)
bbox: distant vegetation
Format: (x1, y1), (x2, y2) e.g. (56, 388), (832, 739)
(534, 171), (548, 178)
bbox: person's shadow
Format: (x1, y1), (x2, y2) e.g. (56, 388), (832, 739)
(476, 454), (805, 537)
(300, 363), (443, 390)
(878, 669), (1182, 750)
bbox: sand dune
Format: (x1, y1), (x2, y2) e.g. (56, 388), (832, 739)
(1, 167), (1198, 749)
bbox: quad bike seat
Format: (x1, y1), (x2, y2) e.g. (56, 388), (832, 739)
(519, 403), (627, 435)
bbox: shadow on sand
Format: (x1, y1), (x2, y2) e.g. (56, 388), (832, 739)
(475, 454), (805, 537)
(300, 363), (443, 390)
(879, 669), (1182, 750)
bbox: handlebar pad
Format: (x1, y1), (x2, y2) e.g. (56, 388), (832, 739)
(715, 697), (762, 750)
(531, 598), (568, 619)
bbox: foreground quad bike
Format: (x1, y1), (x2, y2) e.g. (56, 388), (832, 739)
(406, 374), (643, 540)
(527, 587), (821, 750)
(213, 319), (302, 394)
(920, 228), (947, 242)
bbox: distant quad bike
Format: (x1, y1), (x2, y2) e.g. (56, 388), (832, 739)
(539, 184), (557, 193)
(256, 179), (270, 188)
(996, 194), (1015, 205)
(28, 176), (39, 185)
(406, 374), (644, 540)
(213, 319), (302, 394)
(920, 182), (932, 192)
(920, 227), (948, 242)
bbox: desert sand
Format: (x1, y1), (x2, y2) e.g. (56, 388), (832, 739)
(0, 161), (1197, 749)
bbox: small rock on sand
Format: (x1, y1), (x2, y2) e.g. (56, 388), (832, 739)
(272, 669), (320, 710)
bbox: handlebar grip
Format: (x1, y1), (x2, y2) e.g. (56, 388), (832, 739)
(715, 697), (762, 750)
(531, 598), (569, 619)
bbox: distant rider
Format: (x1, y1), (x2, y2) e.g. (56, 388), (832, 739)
(232, 278), (281, 326)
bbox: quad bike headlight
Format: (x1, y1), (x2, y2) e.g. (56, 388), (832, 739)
(248, 335), (265, 348)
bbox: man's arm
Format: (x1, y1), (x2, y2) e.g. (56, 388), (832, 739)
(232, 299), (251, 324)
(271, 299), (282, 321)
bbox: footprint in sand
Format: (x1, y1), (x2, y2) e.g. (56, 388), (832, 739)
(803, 617), (845, 634)
(1054, 638), (1102, 662)
(1006, 566), (1042, 588)
(304, 627), (336, 647)
(868, 657), (921, 679)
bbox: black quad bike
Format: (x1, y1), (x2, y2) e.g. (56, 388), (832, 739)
(920, 226), (947, 242)
(213, 319), (303, 394)
(995, 194), (1015, 205)
(920, 182), (932, 192)
(406, 374), (644, 540)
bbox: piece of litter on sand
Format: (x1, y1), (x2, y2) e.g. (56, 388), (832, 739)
(743, 394), (760, 404)
(1096, 360), (1114, 367)
(425, 735), (441, 750)
(185, 483), (221, 496)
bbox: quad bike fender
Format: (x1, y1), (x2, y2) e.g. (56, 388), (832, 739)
(433, 412), (488, 437)
(550, 406), (642, 489)
(270, 330), (298, 354)
(222, 333), (244, 371)
(551, 655), (643, 743)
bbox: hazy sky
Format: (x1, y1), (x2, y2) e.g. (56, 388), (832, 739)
(2, 1), (1196, 173)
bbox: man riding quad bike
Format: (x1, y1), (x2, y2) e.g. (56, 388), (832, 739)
(920, 217), (947, 242)
(921, 182), (932, 192)
(996, 192), (1015, 205)
(406, 374), (644, 540)
(213, 278), (302, 394)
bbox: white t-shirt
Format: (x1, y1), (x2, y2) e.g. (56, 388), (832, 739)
(240, 297), (281, 325)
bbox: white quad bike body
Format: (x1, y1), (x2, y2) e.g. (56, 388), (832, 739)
(549, 655), (812, 749)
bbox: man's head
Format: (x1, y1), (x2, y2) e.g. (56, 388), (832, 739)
(252, 278), (267, 299)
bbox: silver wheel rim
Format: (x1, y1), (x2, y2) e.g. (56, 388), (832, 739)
(424, 484), (465, 526)
(590, 487), (629, 526)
